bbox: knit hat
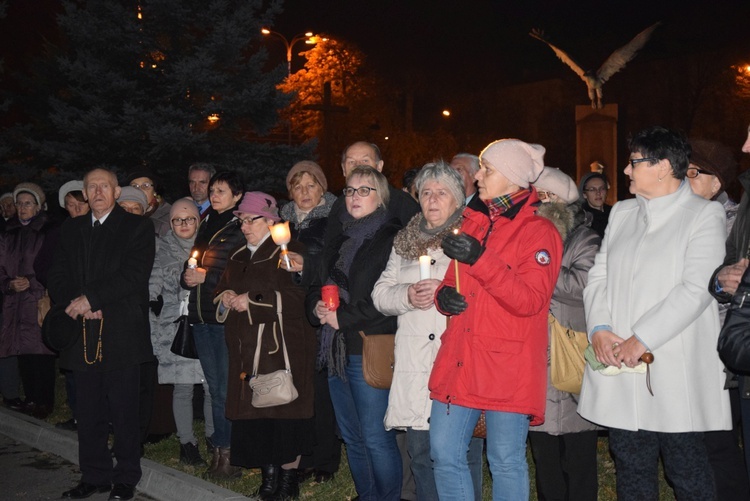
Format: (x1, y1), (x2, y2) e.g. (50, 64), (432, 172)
(286, 160), (328, 193)
(117, 186), (149, 213)
(169, 197), (200, 221)
(534, 167), (580, 203)
(58, 180), (85, 208)
(0, 192), (13, 203)
(125, 168), (160, 194)
(578, 172), (609, 197)
(233, 191), (281, 222)
(479, 139), (545, 188)
(14, 182), (46, 208)
(690, 138), (737, 191)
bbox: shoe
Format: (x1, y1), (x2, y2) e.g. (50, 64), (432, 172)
(208, 447), (241, 479)
(179, 441), (205, 466)
(256, 464), (279, 499)
(314, 470), (334, 483)
(4, 397), (23, 411)
(20, 400), (37, 415)
(61, 482), (111, 499)
(270, 468), (299, 500)
(296, 467), (314, 483)
(109, 483), (135, 500)
(144, 432), (170, 444)
(55, 418), (78, 431)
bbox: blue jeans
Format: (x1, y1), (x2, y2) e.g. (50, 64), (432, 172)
(431, 402), (529, 501)
(192, 323), (231, 448)
(328, 355), (402, 501)
(407, 429), (484, 501)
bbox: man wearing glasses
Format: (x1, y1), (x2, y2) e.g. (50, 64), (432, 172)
(578, 172), (611, 238)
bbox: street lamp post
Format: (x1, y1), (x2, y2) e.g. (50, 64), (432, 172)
(261, 28), (315, 76)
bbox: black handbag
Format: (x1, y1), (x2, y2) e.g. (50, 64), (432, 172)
(717, 268), (750, 372)
(170, 316), (198, 359)
(42, 303), (82, 352)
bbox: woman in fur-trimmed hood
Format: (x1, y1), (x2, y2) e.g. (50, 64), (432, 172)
(529, 167), (602, 501)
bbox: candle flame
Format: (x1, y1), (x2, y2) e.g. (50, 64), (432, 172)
(192, 250), (198, 258)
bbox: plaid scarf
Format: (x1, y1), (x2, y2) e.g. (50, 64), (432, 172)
(484, 188), (531, 221)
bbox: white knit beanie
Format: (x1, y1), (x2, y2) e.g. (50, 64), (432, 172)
(479, 139), (545, 188)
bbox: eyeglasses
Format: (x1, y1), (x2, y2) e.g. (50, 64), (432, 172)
(171, 217), (197, 226)
(238, 215), (264, 225)
(14, 201), (37, 208)
(130, 182), (154, 190)
(686, 167), (710, 179)
(343, 186), (377, 197)
(584, 187), (607, 193)
(628, 157), (658, 167)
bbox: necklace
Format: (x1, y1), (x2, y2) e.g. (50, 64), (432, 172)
(82, 318), (104, 364)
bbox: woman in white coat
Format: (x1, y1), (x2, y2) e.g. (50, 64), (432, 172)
(372, 161), (483, 501)
(578, 126), (730, 500)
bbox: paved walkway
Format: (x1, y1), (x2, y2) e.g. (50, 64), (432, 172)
(0, 406), (252, 501)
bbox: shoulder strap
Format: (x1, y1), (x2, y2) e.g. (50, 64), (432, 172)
(251, 291), (291, 375)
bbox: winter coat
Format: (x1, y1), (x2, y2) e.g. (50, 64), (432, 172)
(148, 201), (172, 238)
(579, 182), (731, 432)
(149, 231), (206, 385)
(306, 217), (401, 355)
(218, 238), (316, 420)
(429, 192), (563, 425)
(372, 212), (460, 431)
(48, 204), (156, 371)
(531, 202), (600, 435)
(0, 213), (54, 357)
(280, 191), (336, 288)
(182, 208), (245, 325)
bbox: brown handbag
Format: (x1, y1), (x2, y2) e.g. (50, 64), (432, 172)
(473, 411), (486, 439)
(359, 331), (395, 389)
(37, 290), (51, 327)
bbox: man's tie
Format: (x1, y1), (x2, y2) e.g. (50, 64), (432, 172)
(93, 220), (101, 228)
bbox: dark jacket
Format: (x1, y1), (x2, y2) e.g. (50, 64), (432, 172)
(47, 204), (156, 371)
(306, 216), (401, 355)
(581, 201), (611, 239)
(0, 212), (55, 357)
(181, 208), (244, 324)
(219, 238), (316, 420)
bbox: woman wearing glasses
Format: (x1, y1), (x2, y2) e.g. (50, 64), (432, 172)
(579, 172), (611, 238)
(307, 165), (403, 500)
(148, 198), (213, 466)
(578, 126), (731, 499)
(180, 171), (245, 478)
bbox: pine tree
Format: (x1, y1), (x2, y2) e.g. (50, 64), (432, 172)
(4, 0), (312, 198)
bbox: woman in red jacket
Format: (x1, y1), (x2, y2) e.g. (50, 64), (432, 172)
(429, 139), (563, 500)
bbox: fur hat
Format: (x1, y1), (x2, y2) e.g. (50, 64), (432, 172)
(690, 138), (737, 191)
(286, 160), (328, 193)
(534, 167), (580, 204)
(479, 139), (545, 189)
(169, 197), (200, 221)
(14, 182), (46, 208)
(117, 186), (149, 213)
(58, 180), (85, 208)
(233, 191), (280, 222)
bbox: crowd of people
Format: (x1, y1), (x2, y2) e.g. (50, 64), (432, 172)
(0, 125), (749, 501)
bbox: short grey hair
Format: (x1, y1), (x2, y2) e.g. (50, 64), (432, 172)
(415, 160), (466, 207)
(188, 163), (216, 178)
(347, 165), (390, 207)
(451, 153), (480, 175)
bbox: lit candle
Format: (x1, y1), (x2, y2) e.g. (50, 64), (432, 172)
(452, 229), (461, 293)
(269, 221), (292, 270)
(187, 250), (198, 269)
(419, 255), (431, 280)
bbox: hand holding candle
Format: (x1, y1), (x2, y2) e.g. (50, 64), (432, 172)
(269, 221), (292, 270)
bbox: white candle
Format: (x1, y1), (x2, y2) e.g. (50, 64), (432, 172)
(187, 251), (198, 269)
(419, 255), (431, 280)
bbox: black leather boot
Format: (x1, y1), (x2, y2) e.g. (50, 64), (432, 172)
(256, 464), (279, 499)
(271, 468), (299, 500)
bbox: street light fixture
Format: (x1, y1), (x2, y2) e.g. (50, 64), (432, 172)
(261, 28), (318, 76)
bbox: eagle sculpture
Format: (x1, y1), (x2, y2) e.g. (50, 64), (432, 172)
(530, 22), (660, 109)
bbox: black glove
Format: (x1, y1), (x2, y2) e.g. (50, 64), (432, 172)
(436, 286), (468, 315)
(441, 233), (484, 265)
(149, 295), (164, 316)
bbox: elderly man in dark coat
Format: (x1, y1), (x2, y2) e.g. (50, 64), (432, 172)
(49, 168), (155, 501)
